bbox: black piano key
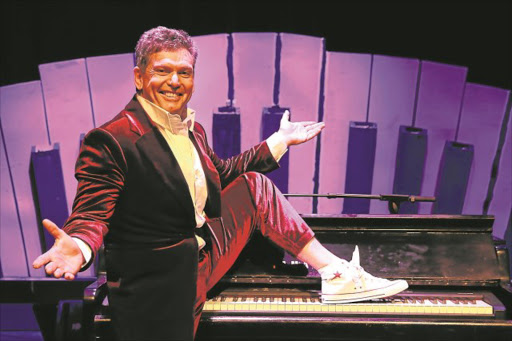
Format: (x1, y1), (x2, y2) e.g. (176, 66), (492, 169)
(302, 298), (308, 303)
(220, 296), (226, 302)
(241, 297), (247, 302)
(262, 297), (266, 302)
(270, 297), (274, 302)
(233, 297), (239, 302)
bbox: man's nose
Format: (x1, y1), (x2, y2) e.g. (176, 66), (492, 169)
(168, 73), (180, 88)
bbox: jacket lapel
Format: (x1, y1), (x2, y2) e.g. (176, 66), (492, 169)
(123, 97), (196, 218)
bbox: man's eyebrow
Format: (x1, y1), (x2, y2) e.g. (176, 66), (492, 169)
(152, 61), (193, 67)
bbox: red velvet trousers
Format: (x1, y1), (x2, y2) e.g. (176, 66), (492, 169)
(193, 172), (315, 335)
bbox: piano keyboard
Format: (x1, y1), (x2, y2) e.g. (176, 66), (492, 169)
(203, 291), (494, 317)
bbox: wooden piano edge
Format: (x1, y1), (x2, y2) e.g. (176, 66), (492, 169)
(195, 315), (512, 341)
(0, 276), (97, 303)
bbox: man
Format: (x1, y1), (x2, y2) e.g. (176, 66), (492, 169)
(33, 27), (407, 340)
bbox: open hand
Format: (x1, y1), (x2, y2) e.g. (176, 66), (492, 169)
(278, 110), (325, 146)
(32, 219), (84, 280)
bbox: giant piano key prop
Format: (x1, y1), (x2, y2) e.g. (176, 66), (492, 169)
(278, 33), (324, 213)
(212, 35), (241, 159)
(392, 61), (428, 214)
(259, 33), (291, 193)
(431, 82), (474, 214)
(342, 55), (378, 214)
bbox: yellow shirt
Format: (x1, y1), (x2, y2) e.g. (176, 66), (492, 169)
(137, 95), (208, 231)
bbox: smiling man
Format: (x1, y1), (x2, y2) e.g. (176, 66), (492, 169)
(33, 26), (407, 340)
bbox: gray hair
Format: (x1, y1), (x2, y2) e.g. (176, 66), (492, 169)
(135, 26), (198, 71)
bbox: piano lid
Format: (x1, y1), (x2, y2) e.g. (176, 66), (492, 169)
(225, 215), (505, 287)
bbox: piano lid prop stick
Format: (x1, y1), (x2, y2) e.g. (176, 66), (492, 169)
(284, 193), (436, 214)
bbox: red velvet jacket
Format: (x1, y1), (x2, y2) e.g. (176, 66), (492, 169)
(63, 96), (279, 263)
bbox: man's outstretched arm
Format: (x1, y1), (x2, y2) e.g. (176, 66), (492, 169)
(33, 128), (127, 279)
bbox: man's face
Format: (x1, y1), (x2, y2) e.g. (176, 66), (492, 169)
(134, 49), (195, 118)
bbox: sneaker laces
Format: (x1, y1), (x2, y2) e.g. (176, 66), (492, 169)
(348, 246), (385, 287)
(322, 246), (386, 285)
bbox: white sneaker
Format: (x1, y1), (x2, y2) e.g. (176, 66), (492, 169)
(320, 246), (408, 303)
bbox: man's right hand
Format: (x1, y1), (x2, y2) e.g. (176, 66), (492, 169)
(32, 219), (84, 280)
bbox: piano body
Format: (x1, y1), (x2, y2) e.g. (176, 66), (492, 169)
(86, 215), (512, 340)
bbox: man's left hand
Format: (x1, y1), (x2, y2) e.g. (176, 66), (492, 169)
(278, 110), (325, 147)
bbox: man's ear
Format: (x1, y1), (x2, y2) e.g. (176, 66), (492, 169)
(134, 66), (143, 91)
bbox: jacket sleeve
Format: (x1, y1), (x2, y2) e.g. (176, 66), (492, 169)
(195, 123), (280, 188)
(62, 128), (127, 266)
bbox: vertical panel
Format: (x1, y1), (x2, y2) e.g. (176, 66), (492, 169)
(414, 61), (467, 213)
(505, 213), (512, 276)
(318, 52), (372, 214)
(232, 33), (276, 152)
(0, 127), (28, 276)
(39, 59), (95, 213)
(432, 141), (474, 214)
(279, 33), (324, 213)
(261, 107), (290, 193)
(393, 126), (428, 213)
(86, 53), (135, 127)
(189, 34), (229, 141)
(488, 109), (511, 239)
(458, 84), (510, 215)
(31, 146), (69, 252)
(0, 81), (49, 277)
(367, 55), (419, 213)
(343, 122), (377, 213)
(212, 109), (241, 159)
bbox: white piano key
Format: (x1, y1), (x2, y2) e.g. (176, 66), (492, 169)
(86, 53), (135, 127)
(0, 81), (48, 277)
(318, 52), (372, 214)
(279, 33), (324, 213)
(232, 33), (276, 152)
(413, 61), (467, 214)
(367, 55), (420, 214)
(189, 34), (229, 141)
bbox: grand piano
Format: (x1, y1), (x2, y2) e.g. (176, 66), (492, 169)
(85, 214), (512, 340)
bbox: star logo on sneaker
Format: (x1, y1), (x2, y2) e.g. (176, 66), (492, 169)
(333, 271), (342, 279)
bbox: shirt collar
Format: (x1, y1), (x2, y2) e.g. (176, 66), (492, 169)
(136, 94), (195, 134)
